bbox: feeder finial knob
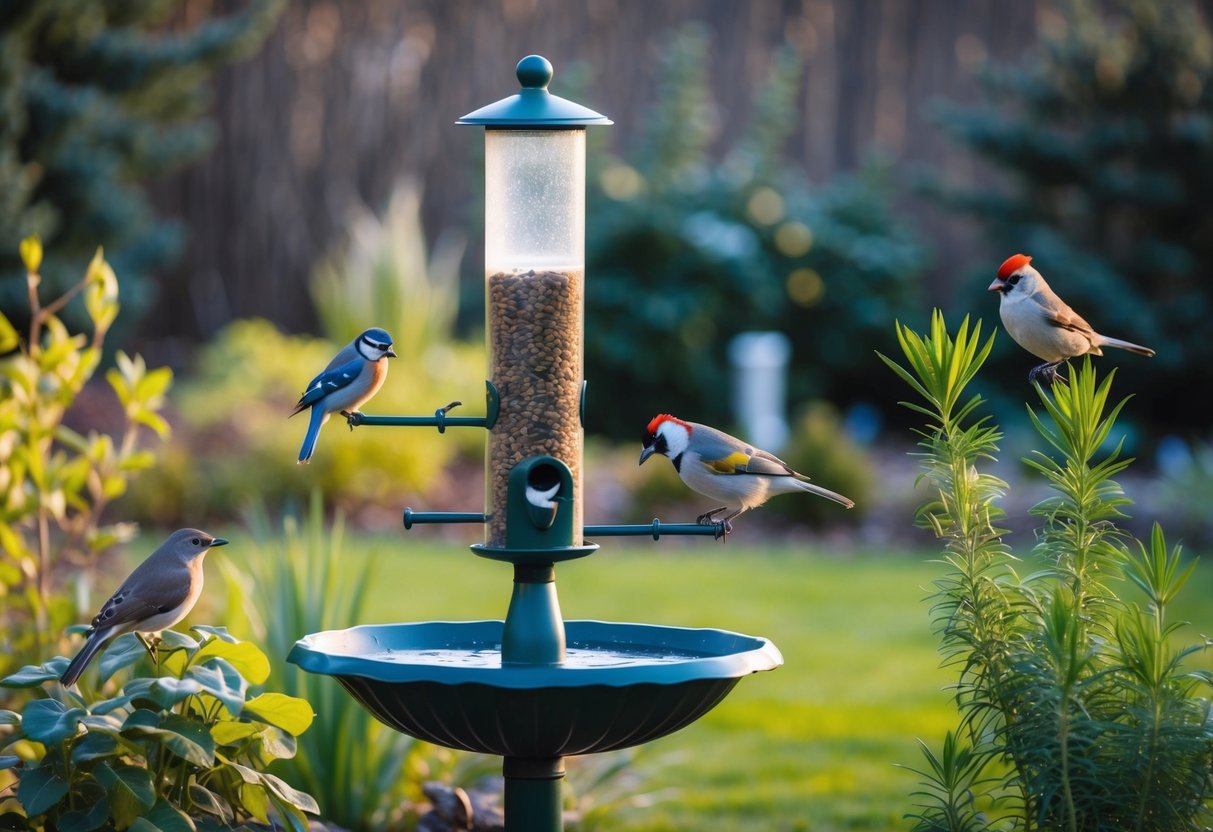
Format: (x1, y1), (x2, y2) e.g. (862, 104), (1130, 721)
(516, 55), (553, 90)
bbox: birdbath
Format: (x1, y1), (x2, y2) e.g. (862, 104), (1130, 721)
(288, 56), (783, 832)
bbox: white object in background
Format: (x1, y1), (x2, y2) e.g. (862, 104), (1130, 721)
(728, 331), (791, 452)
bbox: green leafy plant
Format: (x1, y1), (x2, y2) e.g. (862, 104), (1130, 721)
(882, 311), (1213, 831)
(0, 627), (318, 831)
(216, 496), (441, 831)
(0, 237), (172, 676)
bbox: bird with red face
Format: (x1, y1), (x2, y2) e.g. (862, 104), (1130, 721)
(640, 414), (854, 537)
(988, 253), (1155, 383)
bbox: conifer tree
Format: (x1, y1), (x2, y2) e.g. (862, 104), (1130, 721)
(0, 0), (284, 330)
(929, 0), (1213, 428)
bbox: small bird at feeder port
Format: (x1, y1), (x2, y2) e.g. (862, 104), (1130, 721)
(291, 327), (397, 463)
(60, 529), (229, 688)
(988, 253), (1155, 384)
(639, 414), (854, 538)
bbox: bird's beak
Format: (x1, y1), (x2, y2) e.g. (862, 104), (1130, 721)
(385, 348), (398, 358)
(639, 445), (655, 465)
(987, 279), (1005, 292)
(208, 538), (230, 548)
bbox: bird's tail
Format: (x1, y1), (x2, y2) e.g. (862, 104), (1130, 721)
(792, 479), (855, 509)
(1098, 335), (1155, 357)
(60, 629), (110, 687)
(297, 408), (327, 464)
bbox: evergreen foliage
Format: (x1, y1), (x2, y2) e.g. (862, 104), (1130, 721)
(883, 313), (1213, 831)
(0, 0), (284, 329)
(584, 23), (925, 440)
(926, 0), (1213, 428)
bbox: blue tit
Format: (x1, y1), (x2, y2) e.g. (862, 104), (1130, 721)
(292, 327), (396, 463)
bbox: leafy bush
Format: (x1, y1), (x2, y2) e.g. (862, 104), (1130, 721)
(214, 496), (443, 831)
(762, 402), (873, 526)
(583, 24), (925, 440)
(0, 627), (318, 831)
(882, 312), (1213, 830)
(0, 238), (172, 679)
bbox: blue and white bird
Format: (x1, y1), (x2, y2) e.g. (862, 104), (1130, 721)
(292, 327), (396, 463)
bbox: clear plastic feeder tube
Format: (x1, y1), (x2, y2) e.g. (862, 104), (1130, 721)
(485, 128), (586, 547)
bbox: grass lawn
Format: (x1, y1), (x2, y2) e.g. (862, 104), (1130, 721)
(200, 529), (1187, 832)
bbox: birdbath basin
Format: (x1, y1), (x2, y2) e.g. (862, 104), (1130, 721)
(287, 619), (782, 757)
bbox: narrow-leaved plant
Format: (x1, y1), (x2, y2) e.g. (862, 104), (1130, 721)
(881, 310), (1213, 831)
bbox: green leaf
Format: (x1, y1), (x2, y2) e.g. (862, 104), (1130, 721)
(94, 761), (156, 826)
(21, 699), (85, 744)
(148, 677), (202, 709)
(255, 725), (297, 762)
(84, 249), (119, 334)
(123, 710), (214, 768)
(57, 793), (110, 832)
(19, 235), (42, 274)
(70, 732), (119, 764)
(2, 659), (69, 688)
(98, 634), (148, 684)
(242, 693), (314, 736)
(185, 661), (247, 716)
(239, 782), (270, 824)
(210, 721), (261, 746)
(259, 770), (319, 815)
(157, 630), (200, 653)
(17, 763), (68, 816)
(135, 367), (173, 403)
(193, 639), (270, 686)
(133, 799), (196, 832)
(190, 625), (238, 644)
(267, 794), (310, 832)
(188, 784), (234, 824)
(0, 310), (17, 354)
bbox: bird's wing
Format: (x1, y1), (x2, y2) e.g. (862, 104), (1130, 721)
(1035, 294), (1095, 335)
(292, 357), (364, 413)
(89, 560), (190, 630)
(700, 448), (799, 478)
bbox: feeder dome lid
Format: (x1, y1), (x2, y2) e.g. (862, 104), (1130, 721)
(457, 55), (613, 127)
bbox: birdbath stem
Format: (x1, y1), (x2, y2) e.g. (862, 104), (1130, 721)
(503, 757), (565, 832)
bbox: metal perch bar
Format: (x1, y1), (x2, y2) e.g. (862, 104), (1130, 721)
(402, 510), (726, 540)
(348, 382), (501, 433)
(404, 509), (487, 529)
(585, 520), (727, 540)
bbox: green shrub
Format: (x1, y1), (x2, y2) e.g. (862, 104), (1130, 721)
(0, 238), (172, 679)
(882, 312), (1213, 830)
(763, 402), (873, 526)
(214, 496), (441, 831)
(0, 627), (317, 831)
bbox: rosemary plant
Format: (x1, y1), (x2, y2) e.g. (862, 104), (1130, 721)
(881, 311), (1213, 831)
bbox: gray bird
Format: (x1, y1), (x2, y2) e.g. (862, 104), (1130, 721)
(60, 529), (229, 687)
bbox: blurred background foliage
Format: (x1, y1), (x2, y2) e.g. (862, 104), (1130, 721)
(125, 182), (485, 524)
(921, 0), (1213, 433)
(582, 24), (924, 442)
(0, 0), (285, 335)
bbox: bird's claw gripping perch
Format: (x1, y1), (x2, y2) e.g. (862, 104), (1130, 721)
(1029, 362), (1066, 386)
(695, 507), (732, 540)
(344, 410), (365, 430)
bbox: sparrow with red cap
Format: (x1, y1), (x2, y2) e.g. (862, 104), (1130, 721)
(988, 253), (1155, 383)
(640, 414), (854, 536)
